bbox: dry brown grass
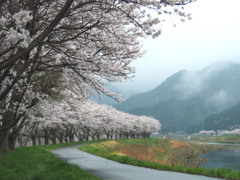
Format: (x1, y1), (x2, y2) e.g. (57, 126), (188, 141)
(90, 139), (218, 168)
(169, 140), (190, 149)
(112, 144), (161, 163)
(90, 141), (120, 151)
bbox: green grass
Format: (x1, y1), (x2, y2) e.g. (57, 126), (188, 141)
(0, 142), (101, 180)
(80, 138), (240, 180)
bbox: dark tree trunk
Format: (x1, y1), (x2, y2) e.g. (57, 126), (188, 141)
(76, 133), (84, 142)
(57, 137), (63, 143)
(0, 130), (10, 158)
(8, 132), (18, 150)
(77, 136), (84, 141)
(51, 133), (57, 144)
(52, 138), (57, 144)
(64, 136), (68, 142)
(69, 135), (74, 142)
(0, 111), (15, 157)
(44, 129), (49, 145)
(18, 138), (24, 147)
(44, 136), (49, 145)
(57, 133), (64, 143)
(96, 134), (100, 140)
(37, 136), (42, 145)
(84, 132), (89, 141)
(31, 136), (37, 146)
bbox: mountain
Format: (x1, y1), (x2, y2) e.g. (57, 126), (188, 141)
(114, 70), (186, 111)
(203, 103), (240, 131)
(114, 61), (240, 133)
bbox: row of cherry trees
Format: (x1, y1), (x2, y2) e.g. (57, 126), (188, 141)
(198, 129), (240, 136)
(17, 96), (161, 146)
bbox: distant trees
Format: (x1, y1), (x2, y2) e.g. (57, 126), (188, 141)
(0, 0), (192, 156)
(221, 129), (240, 135)
(17, 95), (161, 146)
(198, 130), (216, 136)
(198, 129), (240, 136)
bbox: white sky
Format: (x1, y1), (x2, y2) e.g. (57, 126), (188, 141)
(115, 0), (240, 94)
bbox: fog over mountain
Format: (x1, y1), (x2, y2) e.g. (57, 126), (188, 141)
(114, 61), (240, 133)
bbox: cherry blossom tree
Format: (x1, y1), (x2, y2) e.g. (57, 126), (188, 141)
(198, 130), (216, 136)
(222, 129), (240, 135)
(19, 95), (161, 145)
(0, 0), (193, 155)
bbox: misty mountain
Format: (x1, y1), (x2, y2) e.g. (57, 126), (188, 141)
(203, 103), (240, 131)
(114, 61), (240, 133)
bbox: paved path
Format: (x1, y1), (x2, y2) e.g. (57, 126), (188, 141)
(52, 144), (222, 180)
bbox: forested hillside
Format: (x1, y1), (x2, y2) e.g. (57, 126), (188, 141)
(203, 103), (240, 131)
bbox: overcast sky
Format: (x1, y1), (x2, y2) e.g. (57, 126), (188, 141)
(115, 0), (240, 94)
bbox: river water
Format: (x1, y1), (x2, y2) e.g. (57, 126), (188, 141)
(200, 143), (240, 171)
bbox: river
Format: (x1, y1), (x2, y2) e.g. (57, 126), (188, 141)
(200, 143), (240, 171)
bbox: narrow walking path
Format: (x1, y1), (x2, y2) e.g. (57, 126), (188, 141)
(52, 144), (222, 180)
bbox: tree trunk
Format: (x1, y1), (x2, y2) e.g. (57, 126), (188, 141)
(69, 135), (74, 142)
(57, 137), (63, 143)
(0, 110), (15, 157)
(44, 136), (49, 145)
(18, 138), (24, 147)
(37, 136), (42, 145)
(64, 136), (68, 142)
(84, 133), (89, 141)
(31, 136), (37, 146)
(96, 135), (100, 140)
(0, 130), (10, 158)
(57, 133), (64, 143)
(44, 129), (49, 145)
(51, 133), (57, 144)
(52, 138), (57, 144)
(8, 133), (17, 150)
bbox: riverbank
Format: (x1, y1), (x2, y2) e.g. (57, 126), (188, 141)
(80, 138), (240, 180)
(53, 143), (222, 180)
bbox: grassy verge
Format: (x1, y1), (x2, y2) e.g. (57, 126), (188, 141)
(0, 141), (101, 180)
(80, 138), (240, 180)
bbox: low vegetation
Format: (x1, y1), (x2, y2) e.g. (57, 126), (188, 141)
(0, 142), (100, 180)
(80, 138), (240, 180)
(191, 135), (240, 144)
